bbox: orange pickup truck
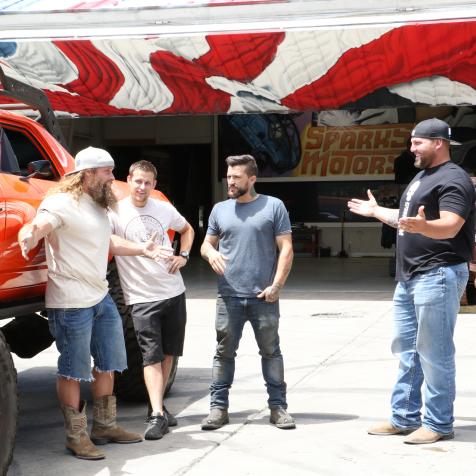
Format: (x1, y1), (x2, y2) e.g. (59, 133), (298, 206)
(0, 72), (174, 475)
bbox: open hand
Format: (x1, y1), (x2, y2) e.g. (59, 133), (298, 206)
(399, 206), (426, 234)
(348, 189), (377, 218)
(143, 231), (174, 261)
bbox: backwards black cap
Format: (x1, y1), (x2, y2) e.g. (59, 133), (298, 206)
(411, 118), (461, 146)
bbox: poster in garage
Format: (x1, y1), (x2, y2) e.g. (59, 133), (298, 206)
(218, 113), (412, 222)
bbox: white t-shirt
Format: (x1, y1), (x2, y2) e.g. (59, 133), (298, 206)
(108, 197), (186, 305)
(38, 192), (111, 308)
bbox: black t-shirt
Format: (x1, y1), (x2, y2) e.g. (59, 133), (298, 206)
(396, 161), (475, 281)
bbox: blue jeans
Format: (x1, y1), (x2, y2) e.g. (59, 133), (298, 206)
(390, 263), (468, 434)
(210, 296), (287, 409)
(48, 293), (127, 381)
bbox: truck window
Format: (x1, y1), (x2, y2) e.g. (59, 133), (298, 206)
(0, 128), (21, 174)
(2, 128), (45, 175)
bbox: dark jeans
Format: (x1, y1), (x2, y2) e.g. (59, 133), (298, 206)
(210, 296), (287, 409)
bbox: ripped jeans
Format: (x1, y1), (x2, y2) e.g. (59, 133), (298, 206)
(48, 293), (127, 381)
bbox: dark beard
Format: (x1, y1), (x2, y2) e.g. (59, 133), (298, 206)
(88, 180), (117, 209)
(414, 157), (428, 169)
(228, 186), (247, 199)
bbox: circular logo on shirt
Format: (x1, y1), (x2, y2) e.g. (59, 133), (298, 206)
(124, 215), (167, 245)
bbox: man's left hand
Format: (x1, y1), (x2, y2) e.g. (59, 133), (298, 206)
(257, 283), (282, 302)
(398, 205), (427, 234)
(167, 255), (187, 274)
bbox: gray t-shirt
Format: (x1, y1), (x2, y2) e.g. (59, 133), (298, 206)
(207, 194), (292, 297)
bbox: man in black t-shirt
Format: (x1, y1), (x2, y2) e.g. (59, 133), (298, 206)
(348, 118), (475, 445)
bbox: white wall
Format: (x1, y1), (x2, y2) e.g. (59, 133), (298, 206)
(308, 223), (393, 257)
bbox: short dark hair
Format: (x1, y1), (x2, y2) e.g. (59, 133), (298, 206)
(225, 154), (258, 177)
(129, 160), (157, 179)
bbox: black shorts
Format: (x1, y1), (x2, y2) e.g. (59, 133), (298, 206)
(131, 293), (186, 367)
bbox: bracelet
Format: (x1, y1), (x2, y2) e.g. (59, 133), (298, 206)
(272, 283), (283, 289)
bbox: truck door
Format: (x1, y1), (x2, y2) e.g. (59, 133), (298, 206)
(0, 179), (5, 256)
(0, 125), (52, 303)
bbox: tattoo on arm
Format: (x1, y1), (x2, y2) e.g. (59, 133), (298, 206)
(381, 209), (400, 228)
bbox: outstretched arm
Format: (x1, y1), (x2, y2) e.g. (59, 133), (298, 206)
(399, 207), (465, 239)
(110, 231), (171, 260)
(18, 217), (54, 260)
(348, 189), (399, 228)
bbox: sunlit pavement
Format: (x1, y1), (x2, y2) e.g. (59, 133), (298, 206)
(7, 258), (476, 476)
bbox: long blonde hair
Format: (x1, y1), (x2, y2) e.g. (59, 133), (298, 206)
(46, 171), (85, 201)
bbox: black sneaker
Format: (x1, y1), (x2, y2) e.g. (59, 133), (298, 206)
(163, 405), (177, 427)
(201, 408), (229, 430)
(146, 403), (178, 427)
(144, 412), (169, 440)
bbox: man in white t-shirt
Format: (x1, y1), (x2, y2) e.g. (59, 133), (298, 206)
(109, 160), (194, 441)
(18, 147), (164, 460)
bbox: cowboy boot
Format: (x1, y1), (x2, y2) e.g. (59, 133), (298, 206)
(61, 401), (105, 460)
(90, 395), (142, 445)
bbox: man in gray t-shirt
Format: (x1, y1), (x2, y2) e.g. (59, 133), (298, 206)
(200, 154), (295, 430)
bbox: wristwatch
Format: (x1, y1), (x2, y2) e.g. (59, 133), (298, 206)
(179, 251), (190, 261)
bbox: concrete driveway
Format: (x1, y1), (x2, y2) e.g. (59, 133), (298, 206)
(6, 258), (476, 475)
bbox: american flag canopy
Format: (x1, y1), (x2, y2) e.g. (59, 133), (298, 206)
(0, 1), (476, 116)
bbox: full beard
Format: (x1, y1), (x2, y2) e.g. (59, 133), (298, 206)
(227, 186), (247, 199)
(88, 180), (117, 209)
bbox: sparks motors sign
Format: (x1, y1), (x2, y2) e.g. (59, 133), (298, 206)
(295, 124), (413, 179)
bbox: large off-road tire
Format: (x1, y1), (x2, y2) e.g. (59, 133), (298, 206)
(2, 313), (54, 358)
(108, 261), (178, 402)
(0, 330), (18, 476)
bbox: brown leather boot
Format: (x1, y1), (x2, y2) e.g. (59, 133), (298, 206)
(61, 401), (105, 460)
(90, 395), (142, 445)
(404, 427), (454, 444)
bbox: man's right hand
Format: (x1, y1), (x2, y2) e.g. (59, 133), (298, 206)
(143, 231), (174, 261)
(347, 189), (378, 218)
(206, 248), (228, 275)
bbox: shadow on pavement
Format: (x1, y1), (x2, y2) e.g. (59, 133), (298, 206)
(249, 411), (359, 426)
